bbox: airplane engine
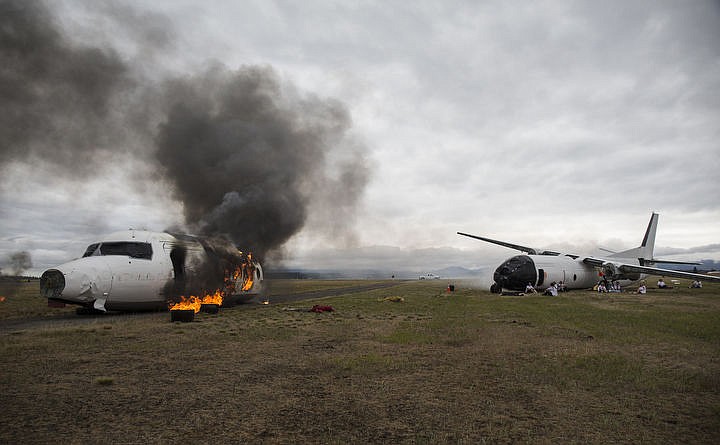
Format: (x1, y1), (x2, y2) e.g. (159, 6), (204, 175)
(601, 262), (619, 279)
(600, 261), (641, 281)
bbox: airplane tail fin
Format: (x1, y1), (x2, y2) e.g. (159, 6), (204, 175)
(609, 213), (658, 262)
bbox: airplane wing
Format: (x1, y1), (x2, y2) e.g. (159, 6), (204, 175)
(582, 257), (720, 283)
(457, 232), (539, 255)
(644, 259), (701, 266)
(456, 232), (563, 256)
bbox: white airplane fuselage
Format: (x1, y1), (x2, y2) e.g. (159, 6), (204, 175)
(40, 230), (263, 312)
(492, 253), (635, 292)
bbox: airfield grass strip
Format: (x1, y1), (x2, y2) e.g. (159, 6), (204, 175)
(0, 280), (719, 443)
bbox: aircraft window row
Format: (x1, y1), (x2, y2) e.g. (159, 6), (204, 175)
(82, 242), (153, 260)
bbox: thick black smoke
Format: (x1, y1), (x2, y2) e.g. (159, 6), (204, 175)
(156, 67), (367, 259)
(1, 1), (369, 260)
(0, 0), (131, 170)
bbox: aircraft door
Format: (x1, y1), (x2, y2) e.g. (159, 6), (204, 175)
(169, 246), (187, 297)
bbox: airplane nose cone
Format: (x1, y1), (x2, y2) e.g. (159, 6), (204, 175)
(493, 255), (537, 291)
(40, 269), (65, 299)
(39, 259), (113, 304)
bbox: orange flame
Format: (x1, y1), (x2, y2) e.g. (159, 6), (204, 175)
(0, 296), (6, 303)
(169, 295), (202, 313)
(169, 290), (225, 313)
(169, 251), (255, 312)
(202, 289), (223, 306)
(240, 253), (255, 291)
(242, 275), (254, 291)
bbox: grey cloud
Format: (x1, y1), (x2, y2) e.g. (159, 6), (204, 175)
(1, 0), (718, 272)
(655, 244), (720, 257)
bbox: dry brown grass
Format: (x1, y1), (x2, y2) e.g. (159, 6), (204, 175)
(1, 279), (719, 443)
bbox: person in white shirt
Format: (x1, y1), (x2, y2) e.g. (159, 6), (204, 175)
(637, 283), (647, 294)
(544, 282), (558, 296)
(657, 278), (667, 289)
(525, 283), (537, 294)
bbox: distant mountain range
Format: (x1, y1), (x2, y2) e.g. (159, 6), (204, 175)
(265, 266), (489, 280)
(265, 260), (719, 281)
(663, 259), (720, 273)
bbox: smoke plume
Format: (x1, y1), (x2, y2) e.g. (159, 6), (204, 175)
(156, 66), (367, 259)
(0, 1), (369, 260)
(5, 251), (32, 276)
(0, 0), (131, 170)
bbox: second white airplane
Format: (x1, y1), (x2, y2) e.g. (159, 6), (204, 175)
(458, 213), (720, 293)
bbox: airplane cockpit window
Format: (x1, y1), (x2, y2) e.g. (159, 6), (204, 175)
(82, 243), (100, 257)
(82, 242), (153, 259)
(101, 242), (153, 259)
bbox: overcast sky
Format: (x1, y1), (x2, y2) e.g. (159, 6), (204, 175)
(2, 0), (719, 274)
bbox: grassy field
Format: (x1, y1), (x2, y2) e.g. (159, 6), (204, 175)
(1, 279), (719, 443)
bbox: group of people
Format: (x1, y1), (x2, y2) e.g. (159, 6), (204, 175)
(635, 277), (702, 294)
(657, 277), (702, 289)
(596, 280), (622, 293)
(524, 281), (566, 296)
(522, 276), (704, 296)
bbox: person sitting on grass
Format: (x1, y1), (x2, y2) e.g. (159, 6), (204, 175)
(525, 282), (537, 294)
(637, 283), (647, 294)
(544, 282), (558, 296)
(657, 278), (668, 289)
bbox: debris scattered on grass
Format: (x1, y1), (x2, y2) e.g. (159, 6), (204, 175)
(93, 377), (115, 386)
(380, 296), (405, 303)
(282, 305), (335, 313)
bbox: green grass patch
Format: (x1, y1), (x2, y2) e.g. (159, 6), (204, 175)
(93, 376), (115, 386)
(1, 279), (719, 444)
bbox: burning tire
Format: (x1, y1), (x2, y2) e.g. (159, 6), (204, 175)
(170, 309), (195, 322)
(201, 303), (219, 314)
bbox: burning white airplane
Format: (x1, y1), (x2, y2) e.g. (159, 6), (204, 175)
(458, 213), (720, 293)
(40, 230), (263, 312)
